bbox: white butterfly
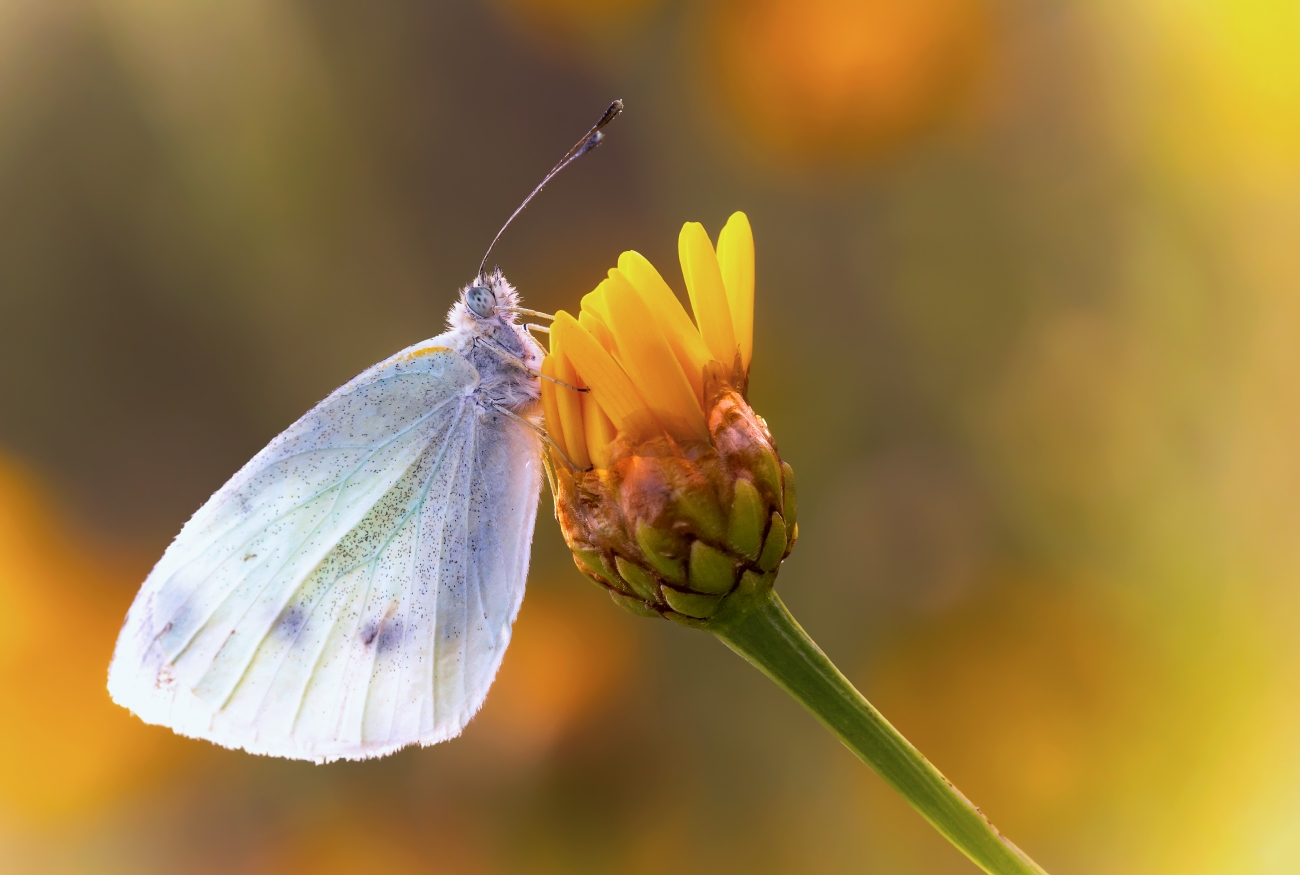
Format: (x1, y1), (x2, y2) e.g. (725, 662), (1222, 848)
(108, 101), (623, 763)
(108, 273), (547, 762)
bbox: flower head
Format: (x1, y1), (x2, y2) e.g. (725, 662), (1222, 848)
(541, 212), (796, 624)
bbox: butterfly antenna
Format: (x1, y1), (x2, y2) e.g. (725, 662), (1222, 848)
(478, 99), (624, 278)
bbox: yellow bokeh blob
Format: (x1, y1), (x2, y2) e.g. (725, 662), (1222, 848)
(1126, 0), (1300, 189)
(0, 456), (185, 823)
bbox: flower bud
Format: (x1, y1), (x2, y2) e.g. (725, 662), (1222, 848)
(550, 383), (795, 625)
(541, 214), (797, 626)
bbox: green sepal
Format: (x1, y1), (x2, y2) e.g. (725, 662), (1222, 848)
(661, 586), (725, 618)
(574, 547), (618, 584)
(753, 450), (784, 509)
(573, 555), (610, 590)
(615, 555), (660, 602)
(735, 568), (776, 599)
(608, 589), (661, 618)
(688, 540), (737, 594)
(635, 522), (687, 586)
(674, 489), (727, 544)
(780, 461), (797, 528)
(663, 610), (711, 629)
(756, 512), (788, 572)
(726, 478), (765, 561)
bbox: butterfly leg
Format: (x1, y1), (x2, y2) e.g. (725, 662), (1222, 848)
(538, 371), (586, 392)
(499, 307), (554, 321)
(490, 403), (591, 472)
(474, 336), (587, 393)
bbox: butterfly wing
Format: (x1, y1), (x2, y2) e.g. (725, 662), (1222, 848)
(108, 339), (543, 762)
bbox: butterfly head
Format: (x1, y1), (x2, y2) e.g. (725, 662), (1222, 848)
(455, 270), (516, 319)
(465, 284), (497, 318)
(450, 268), (530, 345)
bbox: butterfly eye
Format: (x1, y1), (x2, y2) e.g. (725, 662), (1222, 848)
(466, 286), (497, 318)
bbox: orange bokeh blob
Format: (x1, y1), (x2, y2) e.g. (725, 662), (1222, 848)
(709, 0), (990, 165)
(480, 582), (636, 755)
(862, 577), (1144, 831)
(254, 813), (495, 875)
(0, 456), (185, 823)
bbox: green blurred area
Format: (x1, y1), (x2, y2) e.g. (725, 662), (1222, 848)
(2, 0), (1299, 872)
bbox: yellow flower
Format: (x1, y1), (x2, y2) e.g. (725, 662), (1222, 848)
(540, 215), (1049, 875)
(540, 212), (796, 624)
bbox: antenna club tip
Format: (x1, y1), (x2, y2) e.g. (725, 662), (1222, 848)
(600, 100), (624, 127)
(477, 100), (626, 275)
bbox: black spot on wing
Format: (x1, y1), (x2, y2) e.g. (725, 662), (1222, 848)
(375, 619), (404, 654)
(359, 614), (405, 654)
(274, 603), (307, 640)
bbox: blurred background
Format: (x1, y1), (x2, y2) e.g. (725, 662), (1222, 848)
(2, 0), (1298, 872)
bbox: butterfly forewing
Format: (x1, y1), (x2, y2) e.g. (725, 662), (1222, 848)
(108, 340), (543, 762)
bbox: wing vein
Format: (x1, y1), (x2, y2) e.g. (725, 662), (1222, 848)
(357, 404), (471, 745)
(264, 401), (471, 737)
(159, 393), (463, 650)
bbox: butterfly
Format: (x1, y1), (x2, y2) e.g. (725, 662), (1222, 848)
(108, 101), (622, 763)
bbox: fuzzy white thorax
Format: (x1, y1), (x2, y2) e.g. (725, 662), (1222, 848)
(446, 269), (545, 416)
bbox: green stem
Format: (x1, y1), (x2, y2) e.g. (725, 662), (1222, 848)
(712, 591), (1049, 875)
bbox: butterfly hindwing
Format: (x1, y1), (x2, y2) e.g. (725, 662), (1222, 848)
(108, 339), (543, 762)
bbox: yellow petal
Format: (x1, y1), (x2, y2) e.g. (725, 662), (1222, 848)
(539, 356), (568, 462)
(579, 308), (619, 358)
(581, 282), (612, 324)
(716, 211), (754, 372)
(617, 250), (712, 405)
(551, 310), (647, 434)
(679, 222), (738, 368)
(546, 334), (590, 469)
(582, 391), (617, 469)
(603, 269), (708, 442)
